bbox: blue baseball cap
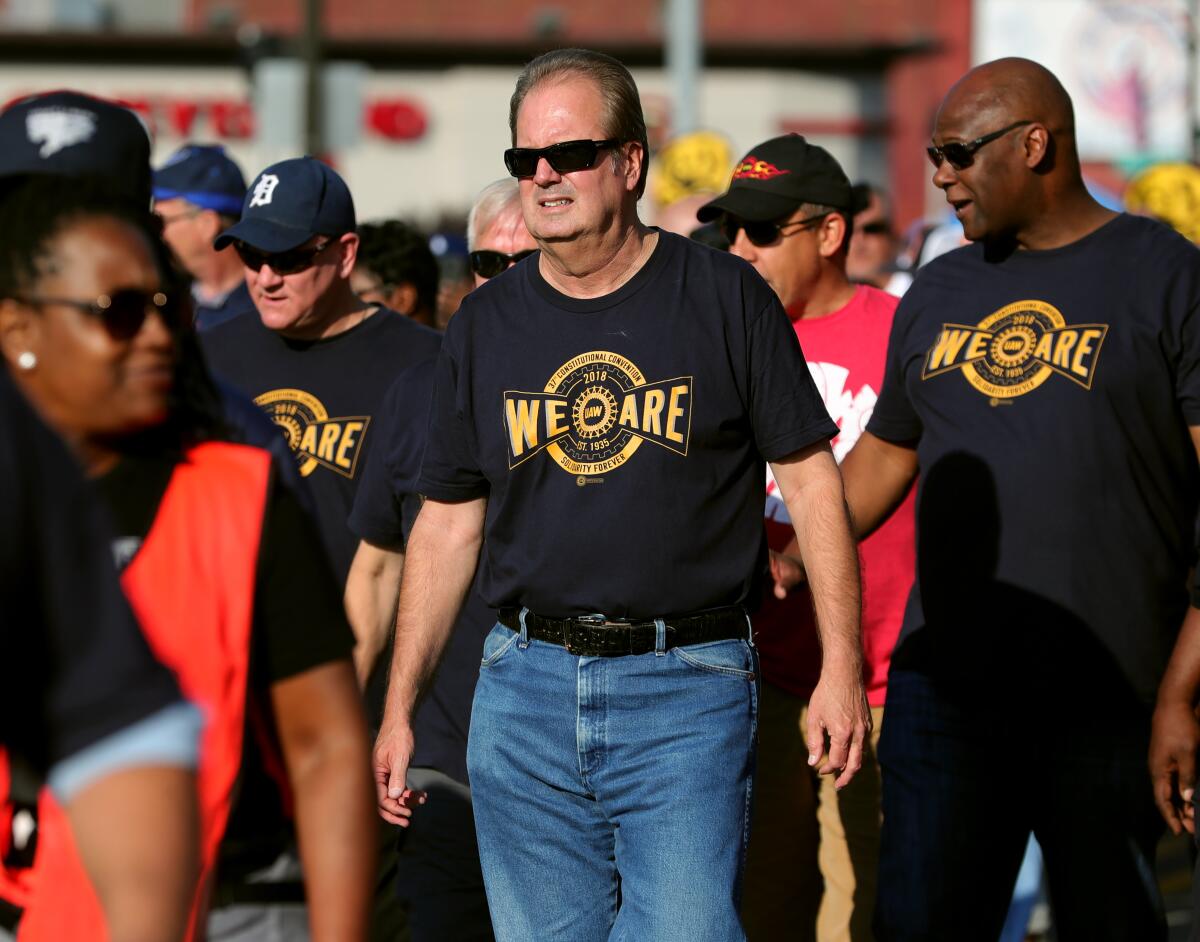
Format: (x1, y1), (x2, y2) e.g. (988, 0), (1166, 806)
(0, 90), (152, 206)
(214, 156), (356, 253)
(153, 144), (246, 216)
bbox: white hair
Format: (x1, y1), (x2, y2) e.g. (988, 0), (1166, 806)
(467, 178), (521, 250)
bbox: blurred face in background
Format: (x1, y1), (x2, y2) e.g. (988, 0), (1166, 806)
(471, 201), (539, 288)
(847, 190), (897, 286)
(0, 215), (177, 445)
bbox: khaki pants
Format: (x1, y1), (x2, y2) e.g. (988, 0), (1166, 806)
(742, 681), (884, 942)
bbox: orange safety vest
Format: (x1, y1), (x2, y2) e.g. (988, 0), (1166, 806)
(0, 442), (272, 941)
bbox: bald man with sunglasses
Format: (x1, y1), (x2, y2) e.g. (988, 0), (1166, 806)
(776, 57), (1200, 940)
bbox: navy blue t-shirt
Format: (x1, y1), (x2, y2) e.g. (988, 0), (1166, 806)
(0, 372), (181, 772)
(194, 280), (255, 332)
(349, 361), (492, 785)
(869, 213), (1200, 705)
(201, 306), (442, 583)
(418, 231), (837, 618)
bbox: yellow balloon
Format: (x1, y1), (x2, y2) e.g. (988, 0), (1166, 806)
(653, 131), (733, 207)
(1125, 163), (1200, 243)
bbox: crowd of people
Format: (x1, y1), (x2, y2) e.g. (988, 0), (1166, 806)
(4, 45), (1200, 942)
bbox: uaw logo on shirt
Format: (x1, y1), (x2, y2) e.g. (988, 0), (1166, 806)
(921, 300), (1108, 401)
(255, 388), (369, 478)
(504, 351), (693, 479)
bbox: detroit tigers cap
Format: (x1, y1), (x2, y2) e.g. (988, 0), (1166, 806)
(214, 156), (356, 253)
(0, 90), (152, 206)
(153, 144), (246, 217)
(697, 133), (856, 223)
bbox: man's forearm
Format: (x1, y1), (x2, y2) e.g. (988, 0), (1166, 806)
(841, 431), (918, 541)
(773, 445), (862, 668)
(792, 475), (861, 668)
(1158, 605), (1200, 706)
(344, 541), (405, 686)
(384, 504), (484, 723)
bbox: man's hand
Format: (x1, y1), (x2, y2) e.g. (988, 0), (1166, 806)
(1150, 699), (1200, 835)
(805, 664), (871, 790)
(373, 720), (426, 827)
(768, 549), (807, 599)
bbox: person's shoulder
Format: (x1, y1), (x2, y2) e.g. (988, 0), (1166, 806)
(1113, 212), (1200, 263)
(857, 283), (901, 315)
(198, 309), (267, 363)
(382, 356), (438, 411)
(368, 308), (443, 353)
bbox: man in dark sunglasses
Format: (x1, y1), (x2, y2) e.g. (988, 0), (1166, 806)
(465, 178), (538, 288)
(846, 183), (912, 296)
(818, 57), (1200, 941)
(342, 177), (537, 942)
(699, 134), (908, 942)
(202, 155), (442, 940)
(375, 48), (866, 942)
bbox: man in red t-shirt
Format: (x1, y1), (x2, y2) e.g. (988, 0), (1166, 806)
(699, 135), (916, 942)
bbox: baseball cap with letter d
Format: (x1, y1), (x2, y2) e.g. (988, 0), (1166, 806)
(214, 156), (356, 253)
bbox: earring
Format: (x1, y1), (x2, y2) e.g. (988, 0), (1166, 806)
(16, 351), (35, 371)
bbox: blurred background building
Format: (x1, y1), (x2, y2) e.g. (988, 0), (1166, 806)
(0, 0), (1194, 243)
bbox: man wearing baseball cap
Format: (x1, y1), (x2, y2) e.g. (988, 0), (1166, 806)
(699, 134), (915, 942)
(201, 156), (441, 937)
(204, 154), (440, 588)
(153, 143), (253, 331)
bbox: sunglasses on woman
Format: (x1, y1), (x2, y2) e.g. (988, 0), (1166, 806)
(234, 238), (334, 275)
(503, 139), (619, 178)
(16, 289), (178, 341)
(469, 249), (537, 279)
(926, 121), (1032, 172)
(720, 212), (831, 248)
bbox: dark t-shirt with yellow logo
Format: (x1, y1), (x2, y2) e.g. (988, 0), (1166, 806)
(869, 213), (1200, 706)
(201, 307), (442, 582)
(418, 230), (837, 619)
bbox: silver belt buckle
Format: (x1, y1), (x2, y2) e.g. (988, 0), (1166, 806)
(577, 613), (631, 628)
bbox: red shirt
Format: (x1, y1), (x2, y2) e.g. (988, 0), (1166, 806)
(757, 285), (916, 706)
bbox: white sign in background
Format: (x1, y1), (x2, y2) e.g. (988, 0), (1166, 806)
(974, 0), (1192, 160)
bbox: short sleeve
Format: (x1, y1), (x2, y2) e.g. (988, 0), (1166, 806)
(1171, 253), (1200, 424)
(866, 294), (923, 443)
(746, 297), (839, 461)
(417, 326), (489, 501)
(348, 362), (436, 548)
(253, 481), (356, 683)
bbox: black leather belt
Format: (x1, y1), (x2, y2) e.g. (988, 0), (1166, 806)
(497, 606), (746, 657)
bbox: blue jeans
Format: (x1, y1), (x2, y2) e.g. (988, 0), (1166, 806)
(467, 619), (758, 942)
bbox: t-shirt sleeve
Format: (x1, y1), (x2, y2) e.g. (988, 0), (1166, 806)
(746, 296), (839, 461)
(1171, 247), (1200, 424)
(1, 379), (182, 770)
(348, 363), (435, 548)
(866, 293), (923, 443)
(417, 325), (489, 501)
(253, 480), (356, 683)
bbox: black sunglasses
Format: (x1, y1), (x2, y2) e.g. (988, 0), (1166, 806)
(859, 220), (893, 236)
(926, 120), (1032, 171)
(503, 139), (620, 178)
(721, 211), (831, 248)
(234, 238), (334, 275)
(17, 289), (177, 341)
(469, 249), (536, 279)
